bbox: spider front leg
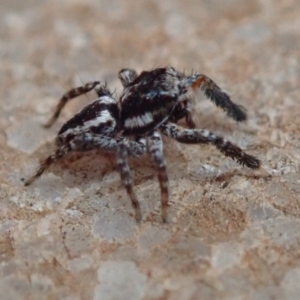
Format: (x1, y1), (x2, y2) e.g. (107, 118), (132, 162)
(117, 132), (169, 223)
(25, 133), (146, 186)
(160, 122), (260, 169)
(117, 139), (142, 222)
(186, 73), (247, 122)
(44, 81), (100, 128)
(147, 131), (169, 223)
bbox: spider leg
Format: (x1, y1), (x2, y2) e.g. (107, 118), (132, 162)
(117, 139), (142, 222)
(44, 81), (100, 128)
(24, 145), (71, 186)
(185, 73), (247, 122)
(169, 101), (197, 128)
(25, 133), (146, 186)
(147, 131), (169, 223)
(128, 137), (147, 157)
(160, 122), (260, 169)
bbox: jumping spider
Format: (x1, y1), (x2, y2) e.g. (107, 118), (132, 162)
(25, 67), (260, 222)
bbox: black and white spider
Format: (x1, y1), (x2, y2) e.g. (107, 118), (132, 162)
(25, 67), (260, 222)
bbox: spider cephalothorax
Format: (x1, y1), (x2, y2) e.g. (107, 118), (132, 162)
(25, 67), (260, 223)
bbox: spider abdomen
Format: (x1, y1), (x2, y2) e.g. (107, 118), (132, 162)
(57, 97), (119, 145)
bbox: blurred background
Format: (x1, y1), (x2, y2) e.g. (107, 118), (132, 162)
(1, 1), (300, 299)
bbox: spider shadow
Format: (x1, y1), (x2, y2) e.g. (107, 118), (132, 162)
(44, 148), (159, 191)
(193, 110), (244, 134)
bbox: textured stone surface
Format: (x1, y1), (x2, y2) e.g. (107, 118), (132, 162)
(1, 0), (300, 299)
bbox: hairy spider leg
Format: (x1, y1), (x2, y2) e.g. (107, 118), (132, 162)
(117, 139), (142, 222)
(44, 81), (101, 128)
(186, 74), (247, 122)
(147, 131), (169, 222)
(25, 133), (146, 186)
(160, 123), (260, 169)
(24, 145), (70, 186)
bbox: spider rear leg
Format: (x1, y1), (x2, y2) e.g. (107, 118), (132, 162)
(160, 123), (260, 169)
(147, 131), (169, 223)
(117, 139), (142, 222)
(25, 133), (146, 187)
(186, 74), (247, 122)
(24, 145), (71, 186)
(44, 81), (100, 128)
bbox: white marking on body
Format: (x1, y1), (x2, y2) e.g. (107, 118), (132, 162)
(202, 129), (210, 137)
(222, 139), (228, 146)
(84, 110), (115, 128)
(60, 110), (116, 139)
(124, 112), (153, 129)
(97, 96), (116, 104)
(138, 138), (146, 146)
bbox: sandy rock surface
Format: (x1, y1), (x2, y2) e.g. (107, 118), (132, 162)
(1, 1), (300, 299)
